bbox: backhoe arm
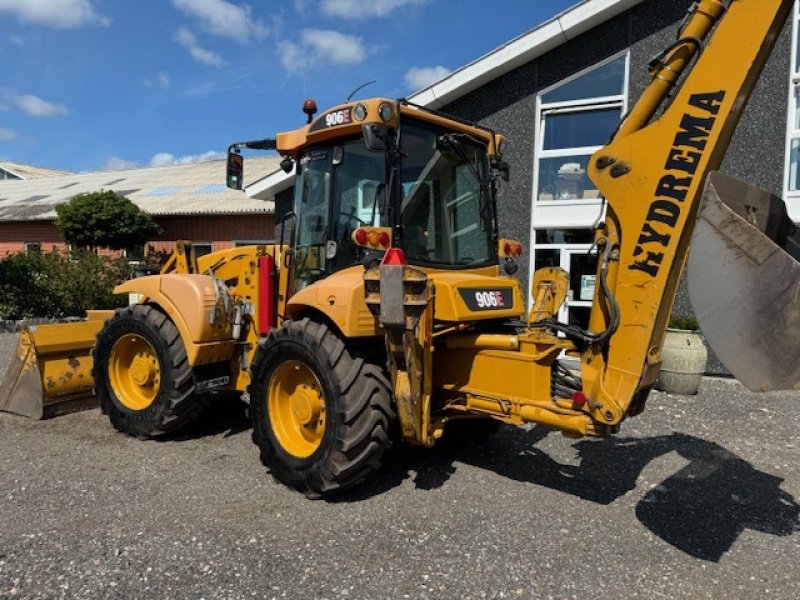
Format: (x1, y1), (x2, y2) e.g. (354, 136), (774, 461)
(581, 0), (793, 423)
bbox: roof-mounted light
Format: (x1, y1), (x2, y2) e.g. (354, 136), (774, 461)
(378, 103), (394, 122)
(353, 103), (368, 122)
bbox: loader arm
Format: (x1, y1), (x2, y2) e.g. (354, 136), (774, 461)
(580, 0), (793, 423)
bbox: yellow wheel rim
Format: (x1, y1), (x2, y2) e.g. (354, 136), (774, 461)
(109, 334), (161, 411)
(268, 360), (326, 458)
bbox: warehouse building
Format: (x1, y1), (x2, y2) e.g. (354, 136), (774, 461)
(0, 156), (279, 258)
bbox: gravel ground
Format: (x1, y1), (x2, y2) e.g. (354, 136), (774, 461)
(1, 378), (799, 599)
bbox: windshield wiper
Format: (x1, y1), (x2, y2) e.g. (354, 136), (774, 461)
(437, 133), (484, 188)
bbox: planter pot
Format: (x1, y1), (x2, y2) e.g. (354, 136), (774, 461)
(655, 328), (708, 395)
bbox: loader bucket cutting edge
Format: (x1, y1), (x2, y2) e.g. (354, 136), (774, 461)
(687, 171), (800, 392)
(0, 321), (103, 419)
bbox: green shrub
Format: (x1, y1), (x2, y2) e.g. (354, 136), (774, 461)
(0, 250), (129, 320)
(668, 315), (700, 331)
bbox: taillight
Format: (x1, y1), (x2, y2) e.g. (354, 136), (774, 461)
(382, 247), (407, 266)
(499, 239), (523, 258)
(352, 227), (392, 251)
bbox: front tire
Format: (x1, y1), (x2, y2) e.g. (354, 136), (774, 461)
(248, 318), (394, 498)
(93, 304), (202, 438)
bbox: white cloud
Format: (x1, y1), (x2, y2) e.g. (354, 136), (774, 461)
(171, 0), (267, 43)
(102, 157), (140, 171)
(0, 0), (109, 29)
(320, 0), (428, 19)
(149, 151), (226, 167)
(404, 65), (450, 90)
(279, 29), (365, 73)
(15, 94), (69, 118)
(175, 27), (226, 67)
(145, 72), (172, 89)
(0, 127), (17, 141)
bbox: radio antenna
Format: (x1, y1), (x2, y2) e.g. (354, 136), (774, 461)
(346, 80), (377, 102)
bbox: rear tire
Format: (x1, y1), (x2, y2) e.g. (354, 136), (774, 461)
(93, 304), (202, 438)
(248, 318), (394, 498)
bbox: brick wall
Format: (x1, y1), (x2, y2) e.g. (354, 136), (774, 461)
(0, 214), (275, 257)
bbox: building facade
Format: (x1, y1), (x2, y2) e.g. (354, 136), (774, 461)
(0, 157), (279, 259)
(433, 0), (793, 327)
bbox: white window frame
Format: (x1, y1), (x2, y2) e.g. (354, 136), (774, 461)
(529, 51), (629, 317)
(783, 0), (800, 220)
(532, 52), (629, 210)
(24, 242), (41, 254)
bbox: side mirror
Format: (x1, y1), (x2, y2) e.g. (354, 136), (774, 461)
(362, 124), (389, 152)
(226, 150), (244, 190)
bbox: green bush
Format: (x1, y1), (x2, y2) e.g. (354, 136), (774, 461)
(0, 250), (129, 320)
(668, 315), (700, 331)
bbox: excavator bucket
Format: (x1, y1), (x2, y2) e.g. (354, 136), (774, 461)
(0, 317), (108, 419)
(687, 171), (800, 392)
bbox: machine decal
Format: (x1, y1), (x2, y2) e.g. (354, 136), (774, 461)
(310, 108), (353, 132)
(459, 288), (513, 311)
(629, 91), (726, 278)
(195, 375), (230, 393)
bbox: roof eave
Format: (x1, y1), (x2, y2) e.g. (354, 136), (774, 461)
(409, 0), (646, 109)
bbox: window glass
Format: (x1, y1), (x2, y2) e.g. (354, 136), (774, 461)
(193, 243), (213, 258)
(569, 252), (598, 302)
(24, 242), (41, 254)
(537, 155), (598, 201)
(542, 108), (621, 150)
(535, 229), (594, 245)
(294, 149), (333, 288)
(541, 55), (626, 104)
(125, 245), (144, 261)
(534, 249), (560, 271)
(399, 119), (493, 266)
(332, 141), (387, 269)
(790, 139), (800, 192)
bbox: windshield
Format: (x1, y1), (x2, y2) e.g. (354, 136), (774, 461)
(399, 119), (494, 266)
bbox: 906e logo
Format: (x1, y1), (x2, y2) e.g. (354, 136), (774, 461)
(474, 291), (505, 309)
(325, 109), (351, 128)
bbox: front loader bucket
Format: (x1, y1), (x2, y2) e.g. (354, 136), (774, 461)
(687, 171), (800, 392)
(0, 320), (104, 419)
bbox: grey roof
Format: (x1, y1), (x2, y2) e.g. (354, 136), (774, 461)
(0, 156), (280, 222)
(0, 161), (73, 180)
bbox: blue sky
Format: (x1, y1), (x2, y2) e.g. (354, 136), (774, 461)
(0, 0), (577, 173)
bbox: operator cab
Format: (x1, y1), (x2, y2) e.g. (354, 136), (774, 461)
(226, 99), (508, 292)
(291, 110), (502, 290)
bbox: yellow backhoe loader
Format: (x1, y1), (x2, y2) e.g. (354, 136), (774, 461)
(3, 0), (799, 497)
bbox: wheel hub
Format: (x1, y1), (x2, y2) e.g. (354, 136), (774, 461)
(268, 361), (326, 458)
(108, 334), (161, 411)
(130, 354), (156, 386)
(290, 385), (321, 425)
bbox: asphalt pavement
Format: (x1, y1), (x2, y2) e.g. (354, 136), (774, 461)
(1, 378), (799, 599)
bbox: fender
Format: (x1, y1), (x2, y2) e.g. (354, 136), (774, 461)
(287, 267), (380, 338)
(114, 274), (236, 366)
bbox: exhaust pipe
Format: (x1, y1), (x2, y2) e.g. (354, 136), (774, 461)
(687, 171), (800, 391)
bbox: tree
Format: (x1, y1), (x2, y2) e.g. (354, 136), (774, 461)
(55, 190), (161, 251)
